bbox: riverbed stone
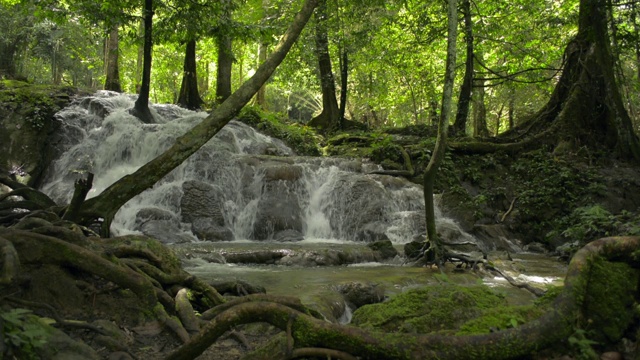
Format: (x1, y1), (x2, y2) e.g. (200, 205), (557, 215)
(338, 282), (385, 309)
(367, 239), (398, 260)
(191, 217), (234, 242)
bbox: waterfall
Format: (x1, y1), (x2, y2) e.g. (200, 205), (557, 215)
(41, 92), (461, 244)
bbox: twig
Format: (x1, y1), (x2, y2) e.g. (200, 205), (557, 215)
(500, 196), (518, 223)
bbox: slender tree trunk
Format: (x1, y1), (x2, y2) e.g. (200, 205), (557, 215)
(77, 0), (320, 234)
(216, 34), (233, 104)
(508, 88), (515, 130)
(131, 0), (155, 124)
(308, 0), (340, 132)
(338, 47), (348, 127)
(104, 25), (122, 92)
(135, 20), (144, 93)
(0, 41), (18, 79)
(452, 0), (473, 136)
(423, 0), (458, 264)
(473, 77), (489, 137)
(255, 42), (268, 109)
(177, 40), (204, 110)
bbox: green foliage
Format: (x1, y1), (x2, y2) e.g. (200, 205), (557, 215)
(559, 205), (616, 243)
(238, 106), (322, 156)
(457, 305), (544, 335)
(1, 308), (49, 359)
(567, 329), (599, 360)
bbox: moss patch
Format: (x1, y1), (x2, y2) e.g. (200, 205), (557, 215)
(351, 284), (507, 334)
(580, 257), (639, 344)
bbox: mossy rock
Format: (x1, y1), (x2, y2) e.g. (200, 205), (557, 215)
(0, 81), (79, 187)
(580, 257), (639, 344)
(351, 284), (507, 334)
(457, 305), (545, 335)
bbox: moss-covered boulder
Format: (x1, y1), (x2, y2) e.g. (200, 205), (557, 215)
(351, 284), (507, 334)
(0, 80), (79, 187)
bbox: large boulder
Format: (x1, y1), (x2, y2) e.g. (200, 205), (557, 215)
(180, 180), (225, 225)
(134, 208), (194, 244)
(0, 82), (76, 187)
(191, 217), (234, 242)
(253, 182), (303, 240)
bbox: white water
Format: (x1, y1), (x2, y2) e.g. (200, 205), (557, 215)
(41, 91), (465, 244)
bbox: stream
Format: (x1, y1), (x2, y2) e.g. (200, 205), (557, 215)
(40, 91), (567, 321)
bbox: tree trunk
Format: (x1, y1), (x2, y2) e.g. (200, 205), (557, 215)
(0, 41), (18, 79)
(308, 0), (340, 132)
(76, 0), (320, 235)
(135, 20), (144, 93)
(473, 76), (489, 137)
(423, 0), (457, 264)
(177, 39), (204, 110)
(491, 0), (640, 160)
(104, 25), (122, 93)
(216, 34), (233, 104)
(452, 0), (473, 136)
(255, 41), (268, 109)
(338, 47), (348, 128)
(130, 0), (155, 124)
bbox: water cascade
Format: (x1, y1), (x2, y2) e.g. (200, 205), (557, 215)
(42, 91), (438, 245)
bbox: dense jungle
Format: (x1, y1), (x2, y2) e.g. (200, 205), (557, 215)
(1, 0), (640, 359)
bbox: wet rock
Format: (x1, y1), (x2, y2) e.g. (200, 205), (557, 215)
(524, 242), (547, 253)
(404, 240), (426, 259)
(135, 208), (193, 244)
(338, 282), (385, 309)
(355, 222), (390, 242)
(273, 229), (304, 242)
(191, 217), (234, 241)
(180, 180), (225, 225)
(253, 184), (303, 239)
(367, 239), (398, 260)
(471, 224), (523, 253)
(223, 249), (291, 264)
(555, 240), (580, 260)
(263, 164), (303, 182)
(210, 279), (266, 296)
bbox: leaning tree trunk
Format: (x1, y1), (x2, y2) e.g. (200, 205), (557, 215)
(422, 0), (457, 264)
(452, 0), (473, 136)
(104, 25), (122, 93)
(308, 0), (341, 132)
(75, 0), (320, 235)
(130, 0), (155, 124)
(454, 0), (640, 160)
(177, 39), (204, 110)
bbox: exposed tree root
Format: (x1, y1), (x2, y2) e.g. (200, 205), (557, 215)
(166, 236), (639, 360)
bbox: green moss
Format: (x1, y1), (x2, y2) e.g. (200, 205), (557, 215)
(237, 106), (322, 156)
(457, 305), (544, 335)
(580, 257), (639, 344)
(351, 284), (507, 334)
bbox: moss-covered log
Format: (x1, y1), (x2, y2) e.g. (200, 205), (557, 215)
(166, 236), (640, 360)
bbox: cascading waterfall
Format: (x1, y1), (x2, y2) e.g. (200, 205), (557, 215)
(41, 91), (466, 245)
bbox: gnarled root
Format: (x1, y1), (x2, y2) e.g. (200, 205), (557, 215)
(167, 236), (640, 360)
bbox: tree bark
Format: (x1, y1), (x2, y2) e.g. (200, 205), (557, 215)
(255, 41), (268, 109)
(130, 0), (155, 124)
(76, 0), (320, 235)
(177, 39), (204, 110)
(494, 0), (640, 161)
(473, 75), (489, 137)
(423, 0), (457, 264)
(452, 0), (473, 136)
(338, 47), (348, 128)
(308, 0), (340, 132)
(104, 25), (122, 92)
(216, 33), (233, 104)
